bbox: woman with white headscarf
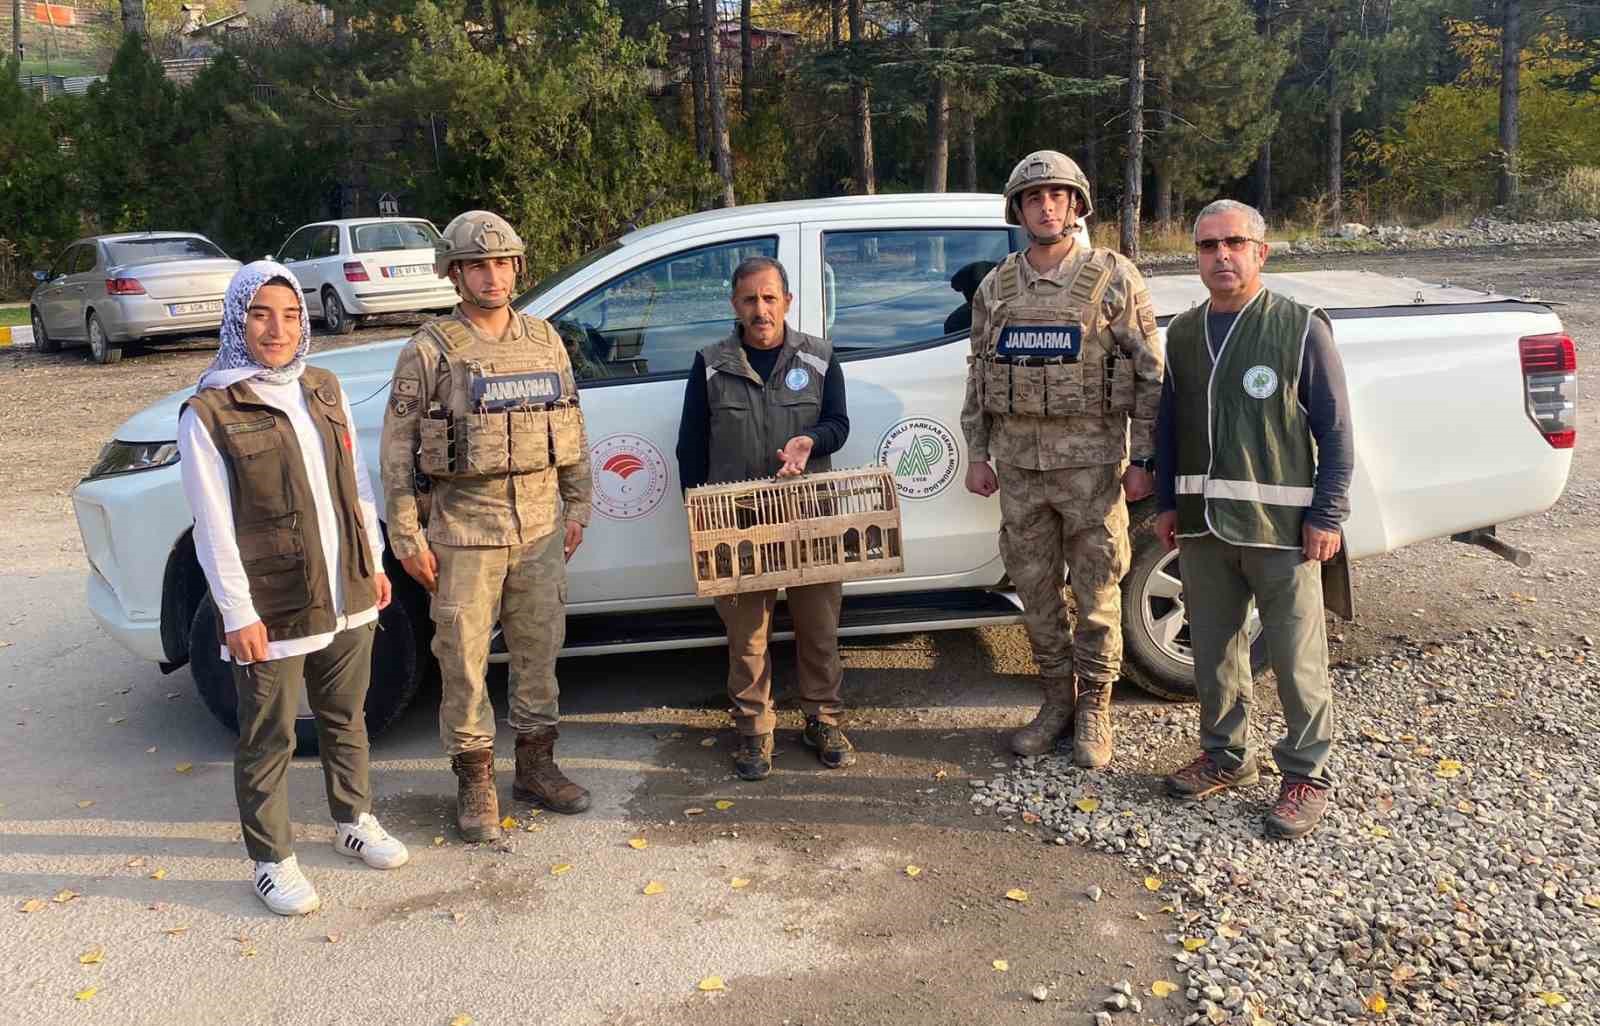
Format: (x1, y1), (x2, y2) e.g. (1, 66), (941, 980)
(178, 261), (408, 916)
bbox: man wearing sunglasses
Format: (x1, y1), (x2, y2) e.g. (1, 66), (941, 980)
(1154, 199), (1354, 839)
(960, 151), (1165, 768)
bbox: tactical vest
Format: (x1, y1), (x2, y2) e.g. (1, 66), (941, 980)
(701, 328), (834, 485)
(412, 315), (585, 480)
(976, 249), (1137, 420)
(1166, 289), (1323, 549)
(181, 367), (377, 642)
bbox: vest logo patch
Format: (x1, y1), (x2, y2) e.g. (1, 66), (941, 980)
(996, 324), (1081, 359)
(784, 366), (810, 391)
(471, 371), (562, 411)
(1243, 365), (1279, 400)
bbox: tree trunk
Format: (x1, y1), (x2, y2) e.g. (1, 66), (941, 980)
(960, 106), (977, 191)
(740, 0), (753, 114)
(848, 0), (876, 195)
(118, 0), (146, 38)
(490, 0), (507, 48)
(830, 0), (841, 47)
(1085, 24), (1099, 186)
(1327, 51), (1342, 225)
(924, 0), (948, 193)
(1154, 71), (1172, 224)
(1497, 0), (1521, 207)
(1253, 0), (1272, 218)
(703, 0), (737, 207)
(689, 0), (709, 162)
(1120, 0), (1147, 259)
(13, 0), (24, 64)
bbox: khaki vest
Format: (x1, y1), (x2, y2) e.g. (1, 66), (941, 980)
(976, 249), (1137, 421)
(412, 316), (585, 480)
(181, 367), (377, 642)
(701, 327), (833, 485)
(1166, 289), (1324, 549)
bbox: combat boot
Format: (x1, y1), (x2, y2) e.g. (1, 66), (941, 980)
(513, 727), (592, 814)
(1010, 675), (1077, 756)
(450, 749), (501, 843)
(1072, 681), (1115, 769)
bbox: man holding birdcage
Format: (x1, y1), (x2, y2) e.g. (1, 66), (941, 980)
(675, 255), (853, 782)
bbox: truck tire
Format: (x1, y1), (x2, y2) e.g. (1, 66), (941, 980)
(188, 590), (424, 756)
(1119, 505), (1267, 701)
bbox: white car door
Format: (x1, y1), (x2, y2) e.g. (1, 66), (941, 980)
(37, 245), (81, 339)
(547, 228), (800, 610)
(275, 227), (320, 314)
(797, 219), (1022, 586)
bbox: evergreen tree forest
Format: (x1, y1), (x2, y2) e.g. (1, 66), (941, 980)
(3, 0), (1600, 294)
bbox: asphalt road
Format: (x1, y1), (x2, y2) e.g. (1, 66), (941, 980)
(2, 246), (1596, 1026)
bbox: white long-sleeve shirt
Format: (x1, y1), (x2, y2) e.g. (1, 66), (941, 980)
(177, 377), (385, 664)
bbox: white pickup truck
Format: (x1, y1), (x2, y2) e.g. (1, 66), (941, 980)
(70, 195), (1578, 750)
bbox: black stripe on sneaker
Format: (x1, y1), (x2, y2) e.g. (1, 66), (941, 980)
(344, 835), (365, 852)
(258, 877), (275, 895)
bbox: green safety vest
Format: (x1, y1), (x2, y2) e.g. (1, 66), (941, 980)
(1166, 288), (1327, 549)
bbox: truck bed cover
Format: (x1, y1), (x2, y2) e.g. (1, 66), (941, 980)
(1147, 270), (1534, 317)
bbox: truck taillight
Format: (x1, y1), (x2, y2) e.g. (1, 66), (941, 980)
(105, 277), (145, 295)
(343, 262), (369, 282)
(1519, 333), (1577, 449)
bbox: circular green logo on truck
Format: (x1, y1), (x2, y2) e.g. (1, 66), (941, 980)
(877, 417), (961, 500)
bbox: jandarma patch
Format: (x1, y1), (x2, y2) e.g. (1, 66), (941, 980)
(1243, 365), (1279, 399)
(471, 371), (563, 411)
(996, 324), (1082, 359)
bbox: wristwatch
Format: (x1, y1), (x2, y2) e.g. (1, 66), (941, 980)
(1129, 456), (1156, 473)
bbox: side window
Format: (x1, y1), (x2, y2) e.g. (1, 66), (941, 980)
(73, 245), (100, 274)
(311, 227), (341, 259)
(822, 228), (1017, 350)
(50, 245), (80, 279)
(552, 236), (778, 382)
(278, 228), (313, 263)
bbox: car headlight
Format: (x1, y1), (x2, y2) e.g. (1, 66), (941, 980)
(85, 440), (180, 480)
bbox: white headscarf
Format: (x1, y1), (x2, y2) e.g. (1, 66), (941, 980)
(197, 260), (313, 391)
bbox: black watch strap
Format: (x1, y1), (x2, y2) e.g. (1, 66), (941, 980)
(1130, 457), (1156, 472)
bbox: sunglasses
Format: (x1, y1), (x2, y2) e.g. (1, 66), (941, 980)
(1195, 236), (1262, 253)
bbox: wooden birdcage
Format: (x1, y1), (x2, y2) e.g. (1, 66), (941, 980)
(686, 466), (905, 597)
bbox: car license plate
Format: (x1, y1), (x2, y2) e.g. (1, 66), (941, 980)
(169, 300), (222, 316)
(387, 264), (432, 278)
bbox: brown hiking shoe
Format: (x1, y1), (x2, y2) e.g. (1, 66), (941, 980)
(1072, 682), (1114, 768)
(1265, 780), (1331, 839)
(1165, 752), (1260, 801)
(450, 748), (501, 843)
(1010, 675), (1077, 756)
(733, 732), (774, 781)
(803, 716), (857, 768)
(513, 727), (592, 814)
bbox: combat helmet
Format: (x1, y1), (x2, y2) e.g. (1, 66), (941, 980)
(435, 210), (526, 279)
(1003, 151), (1094, 238)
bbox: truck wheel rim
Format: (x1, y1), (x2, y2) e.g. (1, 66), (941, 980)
(1139, 547), (1262, 667)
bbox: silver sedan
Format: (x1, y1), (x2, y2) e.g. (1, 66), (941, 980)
(29, 232), (242, 364)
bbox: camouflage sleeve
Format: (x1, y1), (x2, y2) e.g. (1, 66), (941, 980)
(1107, 257), (1165, 458)
(959, 282), (993, 463)
(553, 334), (594, 526)
(378, 340), (429, 561)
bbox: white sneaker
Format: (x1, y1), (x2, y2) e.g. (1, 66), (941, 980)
(333, 812), (410, 869)
(253, 855), (321, 916)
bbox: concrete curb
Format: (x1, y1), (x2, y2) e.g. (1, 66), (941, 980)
(0, 325), (37, 348)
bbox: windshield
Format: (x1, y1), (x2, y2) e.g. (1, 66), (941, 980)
(516, 239), (625, 311)
(106, 237), (228, 264)
(352, 221), (441, 254)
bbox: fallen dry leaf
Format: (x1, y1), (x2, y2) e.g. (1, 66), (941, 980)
(1581, 894), (1600, 909)
(933, 769), (948, 779)
(18, 899), (46, 913)
(730, 878), (751, 889)
(1020, 811), (1041, 824)
(550, 863), (573, 876)
(76, 800), (95, 809)
(1182, 937), (1209, 952)
(699, 737), (716, 748)
(992, 959), (1009, 972)
(240, 946), (257, 958)
(904, 865), (922, 878)
(325, 934), (340, 944)
(125, 857), (146, 868)
(643, 881), (666, 896)
(78, 946), (104, 965)
(499, 816), (516, 830)
(1004, 888), (1029, 902)
(1074, 797), (1101, 813)
(73, 986), (98, 1002)
(1218, 923), (1243, 940)
(714, 800), (735, 811)
(433, 836), (445, 847)
(161, 925), (188, 937)
(53, 890), (79, 904)
(1150, 980), (1179, 998)
(1434, 758), (1464, 780)
(1391, 964), (1417, 983)
(175, 763), (193, 774)
(1143, 876), (1162, 892)
(150, 869), (167, 880)
(697, 976), (726, 992)
(1371, 825), (1392, 839)
(627, 837), (648, 850)
(448, 1016), (473, 1026)
(684, 807), (706, 816)
(1538, 992), (1568, 1007)
(1366, 992), (1389, 1014)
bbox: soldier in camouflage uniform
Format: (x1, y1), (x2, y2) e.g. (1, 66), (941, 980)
(960, 152), (1165, 768)
(379, 211), (594, 841)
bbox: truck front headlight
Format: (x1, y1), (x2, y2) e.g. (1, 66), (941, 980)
(85, 440), (180, 480)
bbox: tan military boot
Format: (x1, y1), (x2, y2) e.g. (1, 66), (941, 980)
(450, 749), (501, 842)
(513, 727), (592, 814)
(1072, 681), (1115, 769)
(1010, 675), (1077, 756)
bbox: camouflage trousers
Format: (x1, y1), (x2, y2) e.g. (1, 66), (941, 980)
(995, 461), (1130, 682)
(431, 531), (566, 756)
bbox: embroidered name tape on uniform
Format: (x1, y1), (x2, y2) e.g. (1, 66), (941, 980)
(472, 371), (563, 411)
(996, 324), (1082, 359)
